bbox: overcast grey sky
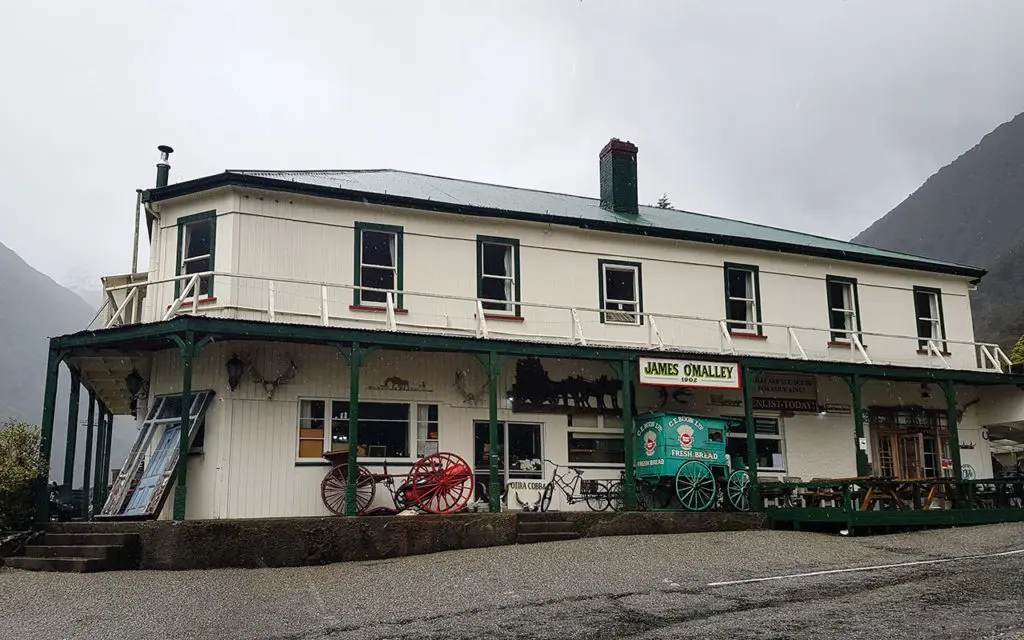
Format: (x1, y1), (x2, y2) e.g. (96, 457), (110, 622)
(2, 1), (1023, 290)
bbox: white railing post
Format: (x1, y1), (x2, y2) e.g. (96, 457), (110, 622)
(104, 287), (138, 329)
(320, 285), (329, 326)
(719, 321), (737, 355)
(978, 345), (998, 371)
(927, 339), (949, 369)
(268, 280), (276, 322)
(648, 316), (665, 350)
(163, 274), (199, 321)
(851, 333), (872, 364)
(994, 346), (1012, 372)
(385, 292), (398, 331)
(571, 309), (587, 346)
(475, 300), (488, 339)
(787, 327), (808, 360)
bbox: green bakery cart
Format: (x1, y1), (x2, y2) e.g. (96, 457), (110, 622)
(633, 412), (750, 511)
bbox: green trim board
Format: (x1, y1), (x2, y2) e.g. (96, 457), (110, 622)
(598, 259), (644, 325)
(174, 210), (217, 298)
(723, 262), (763, 336)
(141, 171), (986, 280)
(825, 275), (863, 344)
(913, 285), (948, 352)
(353, 222), (404, 308)
(476, 235), (521, 317)
(48, 316), (1024, 386)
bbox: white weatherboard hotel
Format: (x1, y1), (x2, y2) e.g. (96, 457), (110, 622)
(39, 139), (1024, 523)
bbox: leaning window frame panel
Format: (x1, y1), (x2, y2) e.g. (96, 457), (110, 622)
(913, 286), (947, 352)
(174, 211), (217, 298)
(100, 390), (216, 518)
(353, 222), (404, 308)
(598, 259), (644, 326)
(723, 262), (763, 336)
(476, 235), (521, 317)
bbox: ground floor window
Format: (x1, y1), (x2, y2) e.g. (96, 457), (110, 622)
(870, 408), (951, 479)
(296, 399), (438, 461)
(724, 416), (786, 472)
(473, 421), (543, 482)
(567, 432), (625, 464)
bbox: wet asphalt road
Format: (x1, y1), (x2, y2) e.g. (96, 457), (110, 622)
(2, 523), (1024, 639)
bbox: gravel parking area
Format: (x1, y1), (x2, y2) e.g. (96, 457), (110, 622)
(3, 523), (1024, 639)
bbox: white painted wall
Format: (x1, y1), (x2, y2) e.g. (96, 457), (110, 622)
(142, 187), (982, 370)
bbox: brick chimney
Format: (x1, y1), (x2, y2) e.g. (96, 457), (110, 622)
(599, 138), (638, 215)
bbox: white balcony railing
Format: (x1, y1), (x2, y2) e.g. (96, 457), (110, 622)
(90, 271), (1014, 373)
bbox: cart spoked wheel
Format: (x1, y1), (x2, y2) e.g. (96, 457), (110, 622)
(408, 452), (474, 514)
(321, 464), (376, 515)
(675, 460), (717, 511)
(726, 469), (751, 511)
(961, 464), (976, 481)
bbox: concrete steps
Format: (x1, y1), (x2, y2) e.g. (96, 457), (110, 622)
(3, 530), (140, 573)
(516, 513), (581, 544)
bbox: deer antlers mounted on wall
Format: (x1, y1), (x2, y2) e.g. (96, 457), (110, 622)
(248, 358), (298, 400)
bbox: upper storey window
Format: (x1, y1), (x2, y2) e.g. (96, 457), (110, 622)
(176, 211), (215, 297)
(354, 223), (404, 308)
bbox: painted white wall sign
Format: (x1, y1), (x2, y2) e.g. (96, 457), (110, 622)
(639, 357), (741, 389)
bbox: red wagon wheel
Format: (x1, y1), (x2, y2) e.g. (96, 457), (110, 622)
(321, 464), (376, 515)
(408, 452), (474, 514)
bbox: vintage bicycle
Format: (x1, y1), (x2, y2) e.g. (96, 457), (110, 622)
(320, 449), (474, 515)
(538, 458), (619, 512)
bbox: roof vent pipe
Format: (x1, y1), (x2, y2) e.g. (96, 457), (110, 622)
(155, 145), (174, 188)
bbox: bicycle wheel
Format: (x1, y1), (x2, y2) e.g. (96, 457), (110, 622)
(539, 483), (556, 512)
(585, 481), (611, 511)
(675, 461), (717, 511)
(606, 481), (624, 511)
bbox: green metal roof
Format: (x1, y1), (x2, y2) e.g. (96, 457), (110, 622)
(143, 168), (986, 279)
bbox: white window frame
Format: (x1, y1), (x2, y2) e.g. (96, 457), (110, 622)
(827, 278), (859, 342)
(479, 240), (516, 314)
(296, 398), (438, 463)
(725, 265), (758, 334)
(914, 289), (943, 343)
(601, 262), (641, 326)
(358, 228), (399, 306)
(724, 415), (787, 473)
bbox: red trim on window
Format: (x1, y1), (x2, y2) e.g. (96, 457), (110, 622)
(349, 305), (409, 314)
(475, 314), (525, 322)
(917, 349), (952, 356)
(827, 341), (865, 349)
(167, 297), (217, 309)
(729, 332), (767, 341)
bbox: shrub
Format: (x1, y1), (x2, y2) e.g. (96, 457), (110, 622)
(1010, 334), (1024, 365)
(0, 420), (48, 530)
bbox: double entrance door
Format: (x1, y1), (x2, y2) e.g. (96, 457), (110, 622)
(874, 430), (952, 479)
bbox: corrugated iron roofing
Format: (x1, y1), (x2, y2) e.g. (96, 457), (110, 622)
(223, 168), (980, 275)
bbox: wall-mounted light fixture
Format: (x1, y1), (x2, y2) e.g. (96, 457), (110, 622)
(226, 354), (246, 391)
(125, 369), (144, 398)
(920, 383), (931, 400)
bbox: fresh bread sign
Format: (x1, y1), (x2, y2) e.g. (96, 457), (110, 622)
(639, 357), (741, 389)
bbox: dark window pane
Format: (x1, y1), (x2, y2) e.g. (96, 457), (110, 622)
(827, 281), (844, 309)
(726, 418), (779, 436)
(474, 422), (506, 472)
(360, 266), (395, 302)
(605, 268), (635, 301)
(726, 437), (782, 470)
(426, 404), (438, 422)
(727, 269), (749, 299)
(914, 291), (929, 318)
(918, 318), (933, 339)
(508, 423), (542, 473)
(727, 299), (749, 324)
(568, 434), (625, 464)
(830, 309), (847, 332)
(357, 420), (408, 457)
(185, 221), (212, 258)
(158, 397), (183, 419)
(362, 230), (395, 267)
(482, 243), (510, 277)
(481, 276), (509, 308)
(361, 403), (410, 420)
(184, 257), (210, 275)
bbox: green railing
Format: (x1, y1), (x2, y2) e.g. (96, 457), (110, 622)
(760, 476), (1024, 530)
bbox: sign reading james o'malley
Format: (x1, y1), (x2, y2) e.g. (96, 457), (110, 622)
(639, 357), (741, 390)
